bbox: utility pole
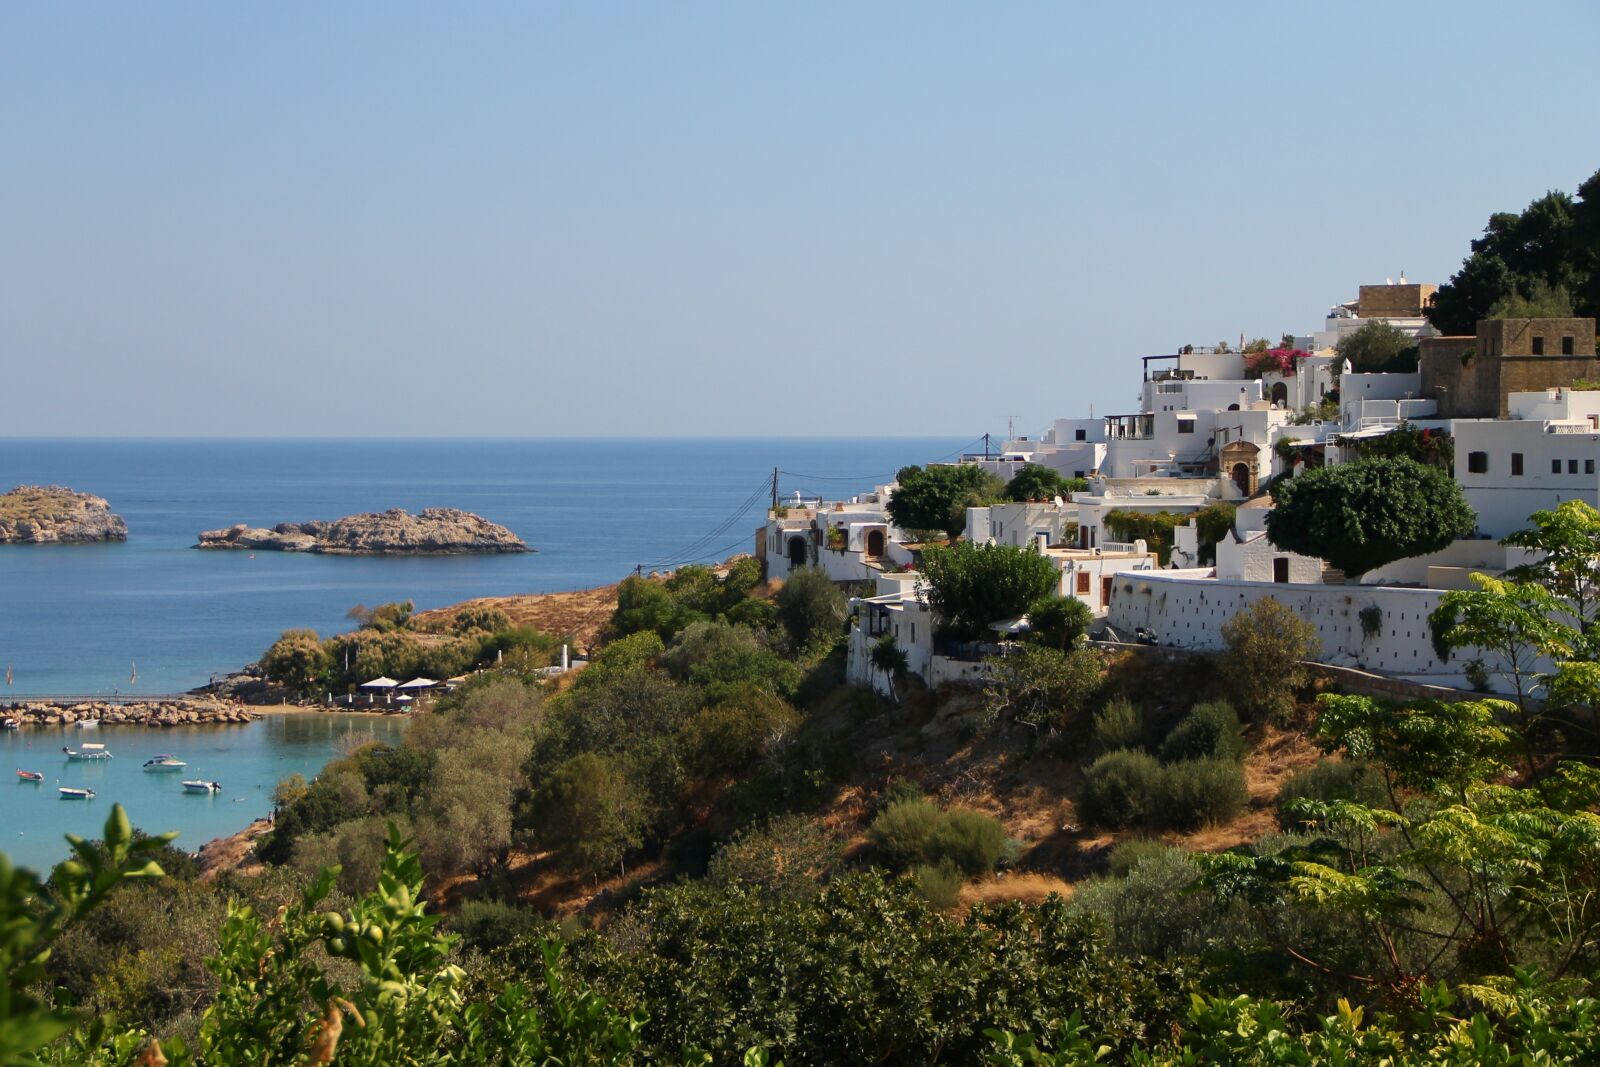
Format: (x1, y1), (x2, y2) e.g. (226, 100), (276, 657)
(771, 467), (779, 511)
(983, 432), (990, 460)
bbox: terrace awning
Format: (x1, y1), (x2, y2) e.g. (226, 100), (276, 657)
(397, 677), (438, 690)
(360, 676), (400, 689)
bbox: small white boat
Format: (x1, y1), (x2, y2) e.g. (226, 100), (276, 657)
(1, 718), (19, 730)
(182, 780), (222, 794)
(75, 719), (99, 730)
(63, 743), (112, 761)
(143, 755), (187, 771)
(59, 787), (95, 800)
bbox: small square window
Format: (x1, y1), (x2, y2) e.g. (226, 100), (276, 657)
(1512, 452), (1524, 476)
(1571, 460), (1580, 474)
(1075, 428), (1086, 441)
(1467, 451), (1489, 474)
(1533, 336), (1546, 355)
(1177, 419), (1195, 434)
(1562, 335), (1575, 356)
(1555, 459), (1563, 474)
(1587, 460), (1595, 474)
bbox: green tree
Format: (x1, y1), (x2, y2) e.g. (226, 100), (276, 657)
(1428, 174), (1599, 334)
(981, 644), (1102, 735)
(1334, 320), (1418, 376)
(1501, 499), (1600, 635)
(1025, 595), (1093, 650)
(1265, 457), (1475, 578)
(918, 541), (1060, 641)
(1218, 597), (1320, 723)
(868, 633), (910, 703)
(530, 753), (645, 877)
(773, 566), (846, 651)
(259, 628), (331, 692)
(887, 463), (1006, 538)
(1003, 464), (1080, 502)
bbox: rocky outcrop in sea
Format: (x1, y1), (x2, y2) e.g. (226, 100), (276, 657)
(0, 485), (127, 544)
(2, 698), (257, 727)
(194, 507), (530, 555)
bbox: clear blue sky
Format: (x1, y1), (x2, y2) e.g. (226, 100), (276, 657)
(4, 3), (1598, 438)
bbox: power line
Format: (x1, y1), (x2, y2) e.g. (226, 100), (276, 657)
(637, 476), (771, 570)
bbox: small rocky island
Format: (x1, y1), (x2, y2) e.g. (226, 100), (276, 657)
(195, 507), (530, 555)
(0, 485), (128, 544)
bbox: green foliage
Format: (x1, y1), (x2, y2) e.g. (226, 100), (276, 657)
(446, 898), (550, 954)
(868, 633), (910, 701)
(1102, 509), (1186, 564)
(1266, 456), (1475, 578)
(868, 798), (1008, 876)
(1079, 750), (1246, 831)
(1078, 750), (1164, 829)
(910, 862), (964, 909)
(1274, 760), (1386, 831)
(1159, 700), (1244, 763)
(569, 872), (1192, 1063)
(676, 690), (801, 779)
(1487, 278), (1577, 318)
(1430, 573), (1576, 716)
(919, 540), (1061, 641)
(348, 599), (416, 632)
(1335, 320), (1418, 375)
(1025, 595), (1093, 651)
(1334, 422), (1453, 468)
(1501, 499), (1600, 634)
(1003, 464), (1078, 502)
(705, 815), (841, 900)
(1092, 696), (1145, 753)
(0, 805), (172, 1065)
(528, 753), (644, 876)
(773, 567), (846, 651)
(982, 645), (1103, 735)
(887, 463), (1006, 538)
(1219, 597), (1320, 723)
(1429, 169), (1600, 333)
(259, 628), (332, 691)
(663, 620), (800, 702)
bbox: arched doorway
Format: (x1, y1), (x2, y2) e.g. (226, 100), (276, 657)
(787, 535), (808, 569)
(1231, 462), (1252, 495)
(1269, 382), (1288, 408)
(865, 528), (885, 557)
(1218, 440), (1261, 496)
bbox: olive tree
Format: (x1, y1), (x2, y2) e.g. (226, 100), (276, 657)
(918, 541), (1061, 641)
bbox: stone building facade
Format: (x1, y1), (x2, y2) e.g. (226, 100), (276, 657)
(1420, 317), (1598, 418)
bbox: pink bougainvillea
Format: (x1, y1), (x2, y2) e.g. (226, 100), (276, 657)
(1244, 347), (1312, 378)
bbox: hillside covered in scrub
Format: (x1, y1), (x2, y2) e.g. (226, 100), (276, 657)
(11, 549), (1600, 1063)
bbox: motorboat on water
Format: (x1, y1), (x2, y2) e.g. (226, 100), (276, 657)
(182, 780), (222, 794)
(75, 718), (99, 729)
(143, 755), (187, 771)
(59, 787), (95, 800)
(1, 718), (18, 730)
(63, 743), (112, 761)
(16, 769), (44, 782)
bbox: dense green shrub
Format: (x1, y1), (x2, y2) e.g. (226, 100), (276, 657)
(1105, 838), (1172, 878)
(774, 566), (847, 650)
(1152, 758), (1249, 830)
(1273, 759), (1386, 830)
(1219, 597), (1320, 723)
(1026, 594), (1093, 650)
(1159, 700), (1245, 763)
(927, 808), (1010, 876)
(867, 797), (946, 868)
(705, 815), (842, 899)
(447, 898), (551, 953)
(911, 862), (964, 909)
(1092, 696), (1145, 753)
(1068, 847), (1234, 959)
(868, 798), (1007, 876)
(1079, 750), (1164, 829)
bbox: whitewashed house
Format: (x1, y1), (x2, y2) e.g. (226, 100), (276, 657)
(1453, 388), (1600, 539)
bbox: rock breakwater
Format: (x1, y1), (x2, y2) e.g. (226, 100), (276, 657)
(195, 507), (529, 555)
(2, 699), (257, 728)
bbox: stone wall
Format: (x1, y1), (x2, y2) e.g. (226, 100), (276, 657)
(1422, 319), (1600, 418)
(1357, 283), (1437, 319)
(1419, 336), (1491, 418)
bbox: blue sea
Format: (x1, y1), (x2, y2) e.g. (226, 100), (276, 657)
(0, 437), (966, 869)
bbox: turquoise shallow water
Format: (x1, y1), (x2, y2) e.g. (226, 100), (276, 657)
(0, 713), (405, 873)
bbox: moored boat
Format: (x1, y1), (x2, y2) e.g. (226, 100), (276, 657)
(59, 787), (95, 799)
(143, 754), (187, 771)
(64, 743), (112, 761)
(16, 769), (44, 782)
(75, 718), (99, 729)
(1, 718), (18, 730)
(182, 779), (221, 794)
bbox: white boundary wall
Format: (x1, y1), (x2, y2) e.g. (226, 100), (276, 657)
(1106, 572), (1486, 683)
